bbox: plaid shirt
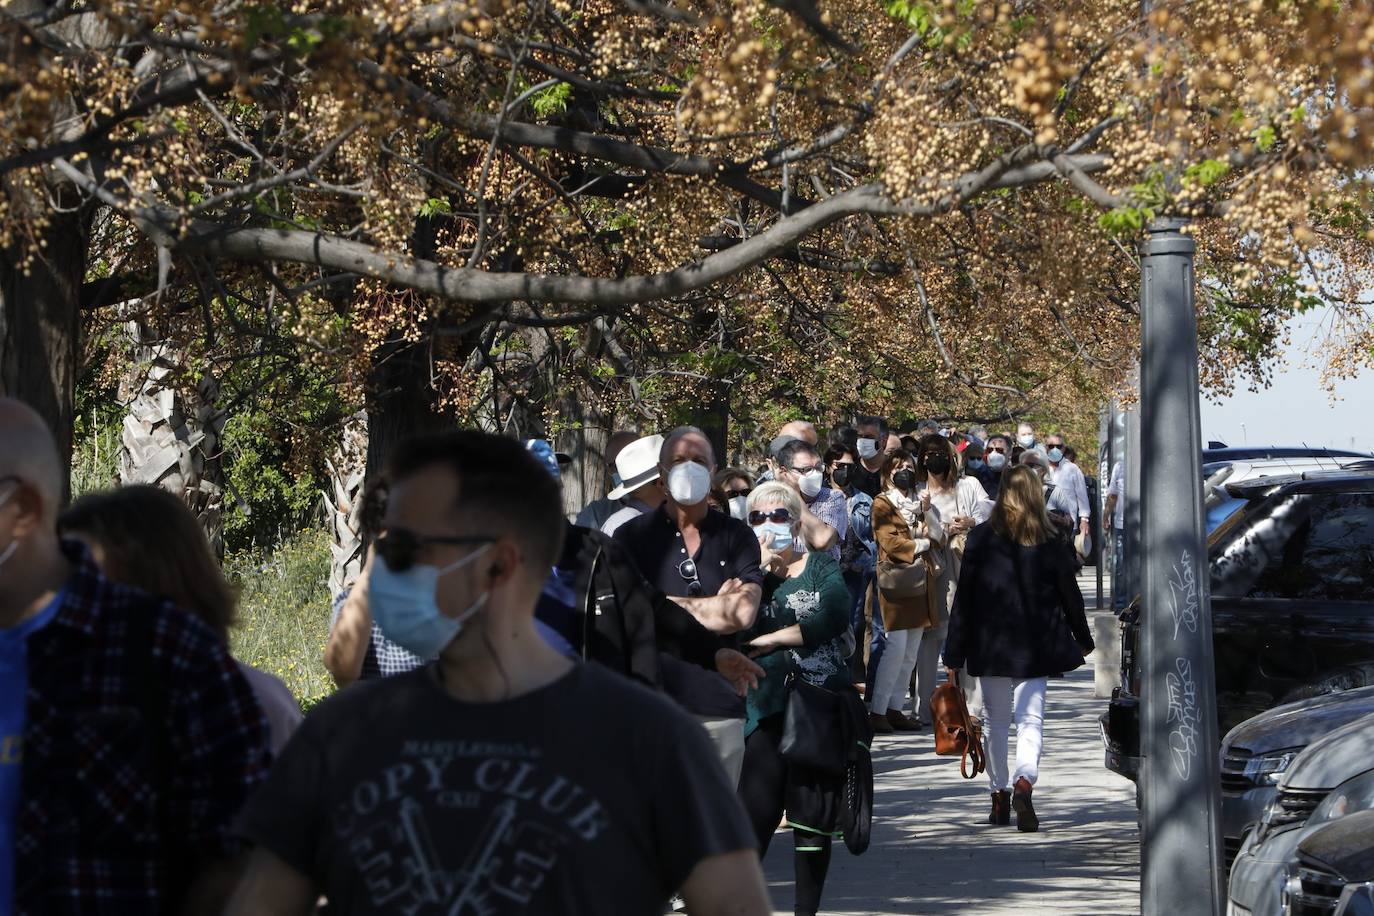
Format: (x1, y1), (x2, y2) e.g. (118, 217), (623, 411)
(14, 541), (269, 914)
(330, 588), (426, 678)
(805, 487), (849, 561)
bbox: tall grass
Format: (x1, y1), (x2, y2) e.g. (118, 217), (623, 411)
(227, 526), (336, 705)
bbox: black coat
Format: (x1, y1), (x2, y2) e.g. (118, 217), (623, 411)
(562, 522), (721, 689)
(944, 523), (1094, 678)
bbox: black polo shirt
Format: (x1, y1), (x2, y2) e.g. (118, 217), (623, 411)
(613, 505), (763, 718)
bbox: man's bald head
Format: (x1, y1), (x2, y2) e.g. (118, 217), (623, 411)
(0, 397), (64, 521)
(778, 421), (818, 447)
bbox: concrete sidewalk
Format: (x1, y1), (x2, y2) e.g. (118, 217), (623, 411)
(762, 609), (1141, 915)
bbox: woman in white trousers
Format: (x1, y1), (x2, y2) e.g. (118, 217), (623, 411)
(943, 466), (1094, 832)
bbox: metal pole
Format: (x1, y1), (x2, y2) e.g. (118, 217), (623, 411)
(1097, 405), (1108, 609)
(1138, 217), (1223, 915)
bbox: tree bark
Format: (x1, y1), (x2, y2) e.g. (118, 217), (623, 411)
(117, 315), (228, 558)
(326, 410), (368, 595)
(0, 207), (86, 497)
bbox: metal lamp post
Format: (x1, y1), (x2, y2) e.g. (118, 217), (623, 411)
(1138, 218), (1224, 914)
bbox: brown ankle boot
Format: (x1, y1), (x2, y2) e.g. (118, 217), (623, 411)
(868, 712), (894, 734)
(1012, 777), (1039, 832)
(989, 791), (1011, 826)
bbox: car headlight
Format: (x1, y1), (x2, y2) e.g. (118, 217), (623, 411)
(1307, 767), (1374, 829)
(1244, 749), (1301, 786)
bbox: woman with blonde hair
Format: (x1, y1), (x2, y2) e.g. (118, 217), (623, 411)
(867, 450), (944, 734)
(736, 480), (855, 916)
(943, 465), (1094, 832)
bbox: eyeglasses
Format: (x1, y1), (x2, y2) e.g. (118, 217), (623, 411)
(677, 558), (703, 597)
(374, 528), (495, 572)
(748, 508), (794, 526)
(788, 464), (822, 475)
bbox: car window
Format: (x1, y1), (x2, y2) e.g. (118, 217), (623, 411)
(1211, 492), (1374, 601)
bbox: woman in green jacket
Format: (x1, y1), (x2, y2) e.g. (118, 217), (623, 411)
(738, 480), (855, 916)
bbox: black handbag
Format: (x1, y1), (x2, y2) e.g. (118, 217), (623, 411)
(779, 672), (847, 775)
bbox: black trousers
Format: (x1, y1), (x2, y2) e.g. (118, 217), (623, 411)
(737, 715), (837, 916)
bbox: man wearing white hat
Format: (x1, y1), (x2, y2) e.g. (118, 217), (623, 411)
(601, 433), (667, 537)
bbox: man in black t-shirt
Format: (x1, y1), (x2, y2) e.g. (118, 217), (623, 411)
(227, 431), (767, 916)
(613, 426), (763, 787)
(850, 414), (890, 498)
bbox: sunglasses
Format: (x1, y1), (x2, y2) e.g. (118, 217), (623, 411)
(677, 558), (703, 597)
(788, 464), (822, 475)
(987, 445), (1007, 454)
(373, 528), (494, 572)
(748, 508), (794, 526)
(726, 485), (752, 498)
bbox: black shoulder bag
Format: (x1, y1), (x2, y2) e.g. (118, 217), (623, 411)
(779, 668), (848, 775)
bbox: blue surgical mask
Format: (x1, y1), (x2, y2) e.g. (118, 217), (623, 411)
(368, 545), (492, 658)
(755, 521), (795, 553)
(967, 458), (985, 470)
(1048, 447), (1064, 463)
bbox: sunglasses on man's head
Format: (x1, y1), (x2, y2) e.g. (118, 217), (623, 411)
(748, 508), (794, 526)
(373, 528), (494, 572)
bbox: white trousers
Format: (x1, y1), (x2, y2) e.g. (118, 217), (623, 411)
(912, 621), (947, 724)
(981, 676), (1048, 792)
(870, 628), (922, 714)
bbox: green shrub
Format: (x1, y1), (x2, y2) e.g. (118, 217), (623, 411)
(227, 526), (335, 705)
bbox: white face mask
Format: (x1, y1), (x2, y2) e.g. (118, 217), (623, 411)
(797, 469), (824, 499)
(986, 452), (1007, 471)
(666, 461), (711, 505)
(1018, 434), (1035, 449)
(728, 495), (749, 521)
(856, 438), (878, 460)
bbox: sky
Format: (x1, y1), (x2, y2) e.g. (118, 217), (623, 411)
(1198, 310), (1374, 455)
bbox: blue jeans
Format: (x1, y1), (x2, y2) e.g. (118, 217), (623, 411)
(862, 573), (886, 701)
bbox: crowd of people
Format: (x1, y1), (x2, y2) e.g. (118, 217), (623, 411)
(0, 394), (1096, 915)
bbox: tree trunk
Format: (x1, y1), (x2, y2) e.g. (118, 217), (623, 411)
(325, 410), (368, 595)
(555, 387), (612, 519)
(364, 336), (450, 486)
(0, 208), (86, 497)
(117, 315), (227, 558)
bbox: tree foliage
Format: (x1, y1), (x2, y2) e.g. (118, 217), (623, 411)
(2, 0), (1373, 450)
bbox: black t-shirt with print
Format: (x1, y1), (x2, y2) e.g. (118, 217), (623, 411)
(237, 663), (755, 916)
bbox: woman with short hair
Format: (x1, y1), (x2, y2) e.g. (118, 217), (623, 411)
(944, 466), (1094, 831)
(736, 480), (855, 916)
(59, 486), (302, 755)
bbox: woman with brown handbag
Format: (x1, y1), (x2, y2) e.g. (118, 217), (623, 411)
(943, 466), (1095, 832)
(867, 450), (945, 734)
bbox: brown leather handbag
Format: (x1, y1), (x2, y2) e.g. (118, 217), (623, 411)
(930, 674), (986, 779)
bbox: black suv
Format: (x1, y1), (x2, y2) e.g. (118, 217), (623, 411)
(1102, 466), (1374, 781)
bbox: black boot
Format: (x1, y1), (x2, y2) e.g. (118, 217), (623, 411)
(1013, 777), (1039, 832)
(989, 791), (1011, 826)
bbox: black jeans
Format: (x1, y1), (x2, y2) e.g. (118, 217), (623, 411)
(737, 715), (833, 916)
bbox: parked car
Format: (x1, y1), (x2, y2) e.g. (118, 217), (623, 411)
(1283, 810), (1374, 915)
(1102, 466), (1374, 783)
(1219, 688), (1374, 869)
(1227, 713), (1374, 915)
